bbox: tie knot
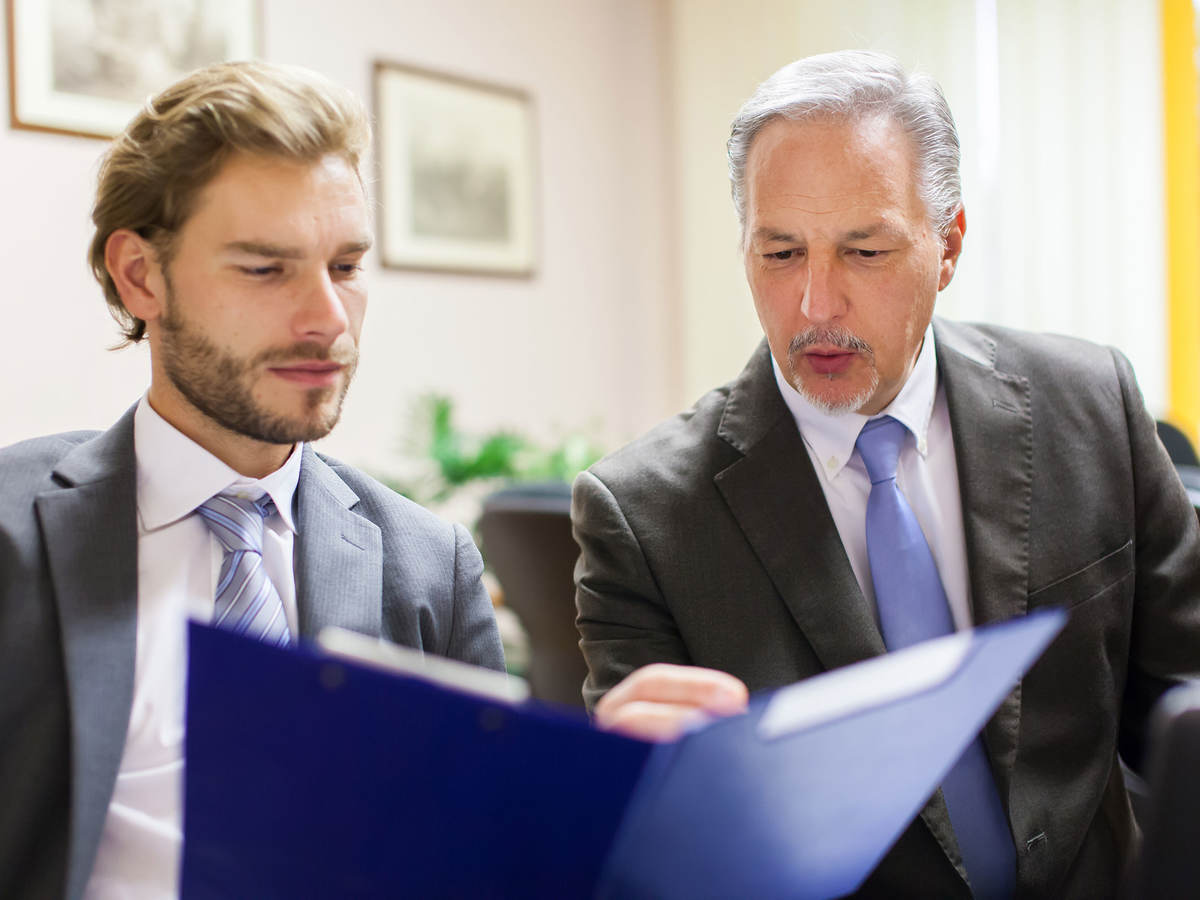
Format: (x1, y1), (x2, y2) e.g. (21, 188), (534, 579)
(855, 416), (908, 484)
(196, 493), (274, 553)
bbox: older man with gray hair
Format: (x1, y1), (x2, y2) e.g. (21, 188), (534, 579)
(572, 49), (1200, 898)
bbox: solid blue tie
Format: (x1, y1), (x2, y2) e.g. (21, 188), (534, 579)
(856, 416), (1015, 899)
(196, 493), (292, 647)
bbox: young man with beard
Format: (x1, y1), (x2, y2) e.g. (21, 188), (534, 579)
(572, 51), (1200, 898)
(0, 62), (503, 899)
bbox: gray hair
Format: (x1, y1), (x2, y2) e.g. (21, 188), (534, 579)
(728, 50), (961, 237)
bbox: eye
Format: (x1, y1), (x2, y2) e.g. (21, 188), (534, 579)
(239, 265), (282, 277)
(331, 262), (364, 277)
(765, 249), (801, 261)
(848, 248), (885, 259)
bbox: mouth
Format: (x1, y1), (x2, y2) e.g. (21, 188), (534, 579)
(801, 347), (858, 376)
(267, 361), (345, 388)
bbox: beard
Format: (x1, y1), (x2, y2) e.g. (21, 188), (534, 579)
(157, 282), (358, 445)
(786, 325), (878, 415)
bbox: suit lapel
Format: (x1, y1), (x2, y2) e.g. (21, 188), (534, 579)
(934, 318), (1034, 808)
(717, 330), (1036, 886)
(716, 345), (967, 883)
(35, 409), (139, 900)
(293, 446), (383, 639)
(713, 342), (886, 672)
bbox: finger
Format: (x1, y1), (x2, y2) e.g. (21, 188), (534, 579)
(595, 699), (712, 742)
(597, 663), (749, 719)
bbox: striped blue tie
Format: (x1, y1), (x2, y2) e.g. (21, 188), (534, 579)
(196, 493), (291, 647)
(856, 416), (1014, 900)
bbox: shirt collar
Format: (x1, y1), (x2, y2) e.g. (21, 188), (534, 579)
(771, 322), (939, 478)
(133, 395), (303, 534)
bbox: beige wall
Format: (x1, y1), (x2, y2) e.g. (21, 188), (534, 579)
(0, 0), (680, 474)
(1, 1), (1172, 474)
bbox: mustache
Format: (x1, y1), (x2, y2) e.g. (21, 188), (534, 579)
(788, 326), (873, 356)
(251, 341), (357, 368)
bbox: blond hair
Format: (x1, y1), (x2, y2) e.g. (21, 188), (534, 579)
(89, 60), (371, 343)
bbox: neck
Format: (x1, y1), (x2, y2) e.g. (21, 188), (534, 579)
(145, 386), (293, 479)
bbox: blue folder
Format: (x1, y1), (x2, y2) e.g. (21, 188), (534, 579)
(182, 608), (1064, 899)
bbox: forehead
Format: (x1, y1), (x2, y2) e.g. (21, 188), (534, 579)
(184, 152), (368, 242)
(743, 114), (924, 229)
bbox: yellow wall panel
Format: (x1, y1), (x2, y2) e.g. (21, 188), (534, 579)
(1163, 0), (1200, 441)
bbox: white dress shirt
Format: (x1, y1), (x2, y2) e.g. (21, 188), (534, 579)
(771, 324), (974, 632)
(84, 397), (303, 900)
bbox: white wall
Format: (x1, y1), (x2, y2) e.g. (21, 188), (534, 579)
(0, 0), (680, 475)
(667, 0), (1168, 415)
(952, 0), (1166, 413)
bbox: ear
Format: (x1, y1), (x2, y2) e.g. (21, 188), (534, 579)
(105, 229), (167, 322)
(937, 206), (967, 291)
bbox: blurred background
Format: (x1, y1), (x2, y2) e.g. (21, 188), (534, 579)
(5, 0), (1198, 472)
(5, 0), (1198, 695)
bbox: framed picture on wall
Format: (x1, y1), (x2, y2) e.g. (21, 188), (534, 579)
(6, 0), (259, 139)
(374, 60), (537, 277)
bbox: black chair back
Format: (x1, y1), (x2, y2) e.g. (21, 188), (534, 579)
(1156, 420), (1200, 467)
(478, 483), (588, 707)
(1126, 683), (1200, 899)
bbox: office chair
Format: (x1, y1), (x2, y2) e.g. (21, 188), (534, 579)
(478, 482), (589, 707)
(1155, 420), (1200, 520)
(1125, 683), (1200, 899)
(1156, 420), (1200, 467)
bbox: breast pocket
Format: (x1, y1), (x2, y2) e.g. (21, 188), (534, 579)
(1028, 539), (1134, 610)
(1019, 539), (1136, 792)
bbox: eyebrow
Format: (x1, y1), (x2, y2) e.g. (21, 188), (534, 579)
(750, 228), (798, 244)
(223, 238), (374, 258)
(842, 224), (897, 241)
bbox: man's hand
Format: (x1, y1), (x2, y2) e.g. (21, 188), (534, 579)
(593, 663), (750, 741)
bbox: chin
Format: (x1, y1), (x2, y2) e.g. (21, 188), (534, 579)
(256, 388), (347, 441)
(282, 410), (343, 443)
(226, 401), (344, 446)
(793, 376), (879, 417)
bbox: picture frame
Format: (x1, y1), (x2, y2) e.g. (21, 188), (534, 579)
(6, 0), (259, 139)
(374, 60), (538, 277)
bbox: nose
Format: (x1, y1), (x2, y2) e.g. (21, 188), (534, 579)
(293, 268), (350, 344)
(799, 256), (846, 323)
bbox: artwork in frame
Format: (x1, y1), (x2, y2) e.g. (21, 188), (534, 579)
(6, 0), (258, 139)
(374, 60), (537, 277)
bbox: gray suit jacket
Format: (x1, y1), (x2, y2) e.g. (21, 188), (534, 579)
(573, 318), (1200, 898)
(0, 406), (504, 900)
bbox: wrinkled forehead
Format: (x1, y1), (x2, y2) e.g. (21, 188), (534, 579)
(742, 113), (926, 228)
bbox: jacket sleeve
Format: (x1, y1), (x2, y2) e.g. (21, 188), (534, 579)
(571, 469), (692, 712)
(443, 521), (506, 672)
(1116, 347), (1200, 770)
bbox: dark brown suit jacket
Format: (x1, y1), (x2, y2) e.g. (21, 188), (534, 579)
(573, 318), (1200, 898)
